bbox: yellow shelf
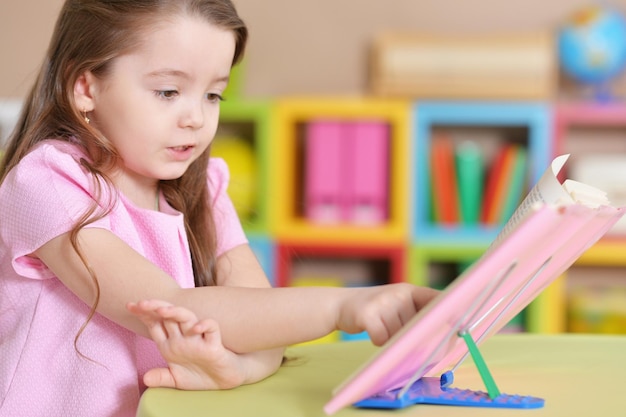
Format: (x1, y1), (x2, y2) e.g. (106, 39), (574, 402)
(575, 239), (626, 266)
(269, 96), (411, 243)
(273, 219), (407, 245)
(525, 275), (567, 334)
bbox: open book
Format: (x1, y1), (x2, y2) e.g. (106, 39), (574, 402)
(489, 154), (608, 249)
(324, 154), (623, 415)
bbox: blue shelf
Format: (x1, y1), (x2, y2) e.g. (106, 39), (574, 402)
(247, 234), (276, 286)
(412, 100), (552, 244)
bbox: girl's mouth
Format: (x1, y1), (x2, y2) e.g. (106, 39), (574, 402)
(171, 145), (193, 152)
(168, 145), (195, 161)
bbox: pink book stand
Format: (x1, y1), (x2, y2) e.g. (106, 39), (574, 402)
(325, 201), (624, 414)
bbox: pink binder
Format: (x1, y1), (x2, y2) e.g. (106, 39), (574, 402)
(305, 121), (346, 223)
(345, 122), (389, 224)
(324, 155), (624, 414)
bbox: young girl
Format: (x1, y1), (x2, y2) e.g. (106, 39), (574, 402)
(0, 0), (438, 416)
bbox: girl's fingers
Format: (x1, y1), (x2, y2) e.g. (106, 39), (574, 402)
(365, 319), (388, 347)
(156, 305), (200, 336)
(129, 300), (215, 342)
(162, 318), (182, 339)
(394, 299), (418, 332)
(139, 316), (169, 343)
(127, 302), (169, 341)
(129, 299), (173, 314)
(381, 312), (403, 342)
(195, 318), (221, 339)
(143, 368), (176, 388)
(127, 300), (173, 324)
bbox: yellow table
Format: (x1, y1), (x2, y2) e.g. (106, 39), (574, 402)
(137, 334), (626, 417)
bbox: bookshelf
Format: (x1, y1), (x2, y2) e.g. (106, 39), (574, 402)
(275, 242), (406, 288)
(3, 94), (625, 335)
(214, 99), (273, 234)
(247, 234), (277, 286)
(408, 102), (554, 333)
(412, 101), (552, 245)
(552, 102), (626, 334)
(221, 96), (626, 335)
(269, 96), (411, 245)
(407, 243), (555, 333)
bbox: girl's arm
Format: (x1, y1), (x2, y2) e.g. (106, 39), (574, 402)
(127, 300), (281, 388)
(35, 228), (438, 353)
(206, 243), (285, 382)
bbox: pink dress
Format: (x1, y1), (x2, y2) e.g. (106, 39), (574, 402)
(0, 140), (248, 416)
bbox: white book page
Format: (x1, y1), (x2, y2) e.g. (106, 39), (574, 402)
(489, 154), (608, 249)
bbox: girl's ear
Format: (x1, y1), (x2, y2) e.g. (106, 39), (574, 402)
(73, 71), (97, 113)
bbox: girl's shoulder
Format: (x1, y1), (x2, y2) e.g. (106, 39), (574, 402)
(207, 157), (231, 201)
(26, 138), (89, 165)
(18, 139), (89, 177)
(5, 139), (95, 197)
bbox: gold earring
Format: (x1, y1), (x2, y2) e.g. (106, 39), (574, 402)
(82, 111), (90, 124)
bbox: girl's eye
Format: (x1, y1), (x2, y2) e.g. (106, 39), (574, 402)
(206, 93), (224, 103)
(155, 90), (178, 99)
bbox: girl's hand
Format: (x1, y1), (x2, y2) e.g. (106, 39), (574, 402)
(336, 283), (440, 346)
(127, 300), (246, 390)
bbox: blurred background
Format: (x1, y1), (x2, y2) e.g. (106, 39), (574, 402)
(2, 1), (626, 340)
(2, 0), (626, 98)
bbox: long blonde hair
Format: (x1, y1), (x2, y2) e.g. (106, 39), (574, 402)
(0, 0), (247, 344)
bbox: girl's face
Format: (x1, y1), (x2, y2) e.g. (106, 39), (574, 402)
(80, 15), (236, 201)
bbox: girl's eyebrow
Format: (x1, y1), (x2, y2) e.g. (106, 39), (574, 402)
(145, 69), (230, 84)
(145, 69), (191, 80)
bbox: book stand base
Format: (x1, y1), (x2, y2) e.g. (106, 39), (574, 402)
(354, 331), (545, 410)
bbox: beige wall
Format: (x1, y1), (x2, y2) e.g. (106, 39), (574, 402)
(0, 0), (64, 98)
(2, 0), (625, 99)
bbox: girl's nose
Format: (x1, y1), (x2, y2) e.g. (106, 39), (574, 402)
(181, 100), (205, 129)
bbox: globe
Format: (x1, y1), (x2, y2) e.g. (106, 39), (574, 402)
(558, 6), (626, 100)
